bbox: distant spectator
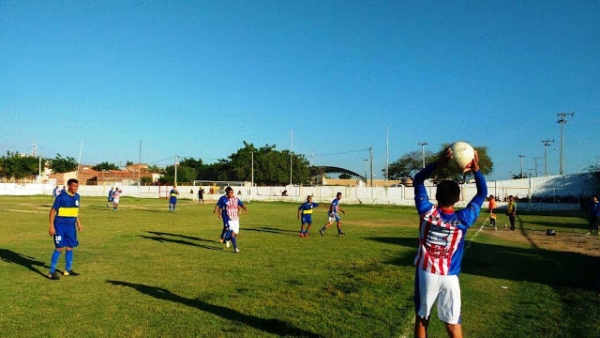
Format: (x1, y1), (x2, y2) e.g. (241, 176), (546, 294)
(198, 188), (204, 204)
(507, 195), (517, 231)
(587, 196), (599, 235)
(488, 195), (497, 229)
(53, 185), (61, 199)
(282, 190), (288, 196)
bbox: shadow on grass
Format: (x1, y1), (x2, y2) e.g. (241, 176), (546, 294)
(139, 235), (222, 251)
(146, 231), (216, 243)
(245, 227), (298, 235)
(107, 280), (324, 337)
(0, 248), (48, 277)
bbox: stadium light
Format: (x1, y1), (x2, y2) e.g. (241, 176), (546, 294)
(418, 142), (428, 169)
(557, 111), (574, 175)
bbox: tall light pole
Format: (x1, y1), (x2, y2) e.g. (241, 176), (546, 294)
(518, 155), (526, 178)
(385, 127), (389, 186)
(174, 155), (178, 186)
(533, 157), (541, 177)
(557, 111), (574, 175)
(418, 142), (428, 169)
(364, 159), (368, 185)
(370, 147), (374, 187)
(251, 152), (254, 188)
(542, 139), (554, 176)
(290, 130), (293, 185)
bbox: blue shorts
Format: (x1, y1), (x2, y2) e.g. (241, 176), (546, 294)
(301, 215), (313, 224)
(170, 198), (177, 205)
(53, 223), (79, 248)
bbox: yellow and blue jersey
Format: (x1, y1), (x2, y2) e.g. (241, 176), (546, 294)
(52, 191), (80, 227)
(169, 189), (179, 203)
(298, 202), (319, 215)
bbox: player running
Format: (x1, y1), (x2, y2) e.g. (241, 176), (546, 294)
(47, 178), (83, 280)
(168, 186), (179, 212)
(297, 195), (319, 237)
(319, 192), (346, 237)
(214, 187), (248, 253)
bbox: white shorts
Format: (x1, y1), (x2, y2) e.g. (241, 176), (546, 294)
(227, 220), (240, 234)
(415, 268), (461, 324)
(113, 198), (120, 204)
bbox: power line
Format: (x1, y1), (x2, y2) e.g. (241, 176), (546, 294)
(312, 148), (370, 157)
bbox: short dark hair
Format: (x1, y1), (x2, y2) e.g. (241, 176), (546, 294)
(435, 180), (460, 207)
(336, 192), (342, 197)
(67, 179), (79, 186)
(225, 186), (233, 193)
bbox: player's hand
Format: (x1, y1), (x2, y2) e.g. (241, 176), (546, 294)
(76, 223), (82, 232)
(48, 226), (56, 237)
(342, 210), (346, 215)
(463, 150), (480, 173)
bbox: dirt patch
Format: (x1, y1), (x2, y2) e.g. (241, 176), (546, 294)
(479, 225), (600, 258)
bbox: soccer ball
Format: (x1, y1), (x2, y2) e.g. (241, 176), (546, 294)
(450, 141), (475, 170)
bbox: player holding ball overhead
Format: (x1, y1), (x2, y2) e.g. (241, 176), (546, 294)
(413, 146), (487, 338)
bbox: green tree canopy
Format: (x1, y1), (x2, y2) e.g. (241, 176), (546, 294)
(92, 162), (119, 171)
(389, 144), (494, 182)
(0, 152), (44, 182)
(49, 154), (78, 173)
(159, 165), (197, 185)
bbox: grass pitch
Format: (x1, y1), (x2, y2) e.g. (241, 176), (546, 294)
(0, 196), (599, 337)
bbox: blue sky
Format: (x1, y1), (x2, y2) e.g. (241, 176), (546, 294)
(1, 1), (598, 180)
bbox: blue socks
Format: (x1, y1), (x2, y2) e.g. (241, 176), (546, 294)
(50, 250), (61, 273)
(230, 236), (238, 249)
(65, 250), (73, 271)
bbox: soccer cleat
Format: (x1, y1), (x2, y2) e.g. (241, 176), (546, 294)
(338, 232), (346, 237)
(63, 270), (80, 276)
(219, 238), (224, 243)
(234, 248), (240, 253)
(319, 229), (324, 236)
(48, 272), (60, 280)
(299, 232), (304, 238)
(586, 232), (592, 235)
(226, 240), (231, 248)
(304, 232), (309, 238)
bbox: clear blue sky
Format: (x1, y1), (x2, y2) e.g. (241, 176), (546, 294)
(1, 1), (598, 180)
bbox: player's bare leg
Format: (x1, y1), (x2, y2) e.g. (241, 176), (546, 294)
(414, 315), (429, 338)
(444, 323), (462, 338)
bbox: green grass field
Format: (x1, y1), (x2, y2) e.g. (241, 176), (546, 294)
(0, 196), (599, 337)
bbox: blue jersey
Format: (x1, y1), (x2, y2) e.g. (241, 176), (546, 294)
(329, 199), (340, 215)
(217, 195), (244, 221)
(299, 202), (319, 223)
(108, 189), (114, 202)
(413, 162), (487, 275)
(299, 202), (319, 214)
(52, 190), (80, 228)
(590, 201), (600, 217)
(169, 189), (179, 203)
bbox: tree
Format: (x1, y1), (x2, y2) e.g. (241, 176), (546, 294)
(388, 150), (435, 179)
(0, 152), (43, 182)
(388, 144), (494, 183)
(49, 154), (78, 173)
(159, 165), (196, 185)
(92, 162), (119, 171)
(339, 173), (352, 179)
(146, 165), (164, 174)
(126, 161), (134, 166)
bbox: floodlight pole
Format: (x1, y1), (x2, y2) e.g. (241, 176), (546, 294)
(518, 155), (526, 178)
(557, 111), (574, 175)
(174, 155), (178, 186)
(542, 139), (554, 176)
(533, 157), (541, 177)
(418, 142), (428, 169)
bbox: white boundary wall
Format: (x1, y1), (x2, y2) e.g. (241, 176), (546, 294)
(1, 173), (596, 211)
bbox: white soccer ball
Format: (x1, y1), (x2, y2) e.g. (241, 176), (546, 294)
(450, 141), (475, 170)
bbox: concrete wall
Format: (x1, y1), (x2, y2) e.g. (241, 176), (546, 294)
(1, 173), (596, 211)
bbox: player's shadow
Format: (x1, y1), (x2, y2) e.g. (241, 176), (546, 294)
(107, 280), (324, 338)
(245, 227), (298, 235)
(365, 236), (416, 266)
(139, 234), (222, 251)
(0, 249), (48, 277)
(147, 231), (216, 244)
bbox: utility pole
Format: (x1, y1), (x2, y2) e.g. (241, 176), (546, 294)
(542, 139), (554, 176)
(557, 111), (574, 175)
(533, 157), (541, 177)
(290, 130), (293, 185)
(385, 127), (389, 186)
(370, 147), (374, 187)
(518, 155), (526, 178)
(174, 155), (178, 186)
(364, 159), (368, 185)
(418, 142), (428, 169)
(138, 140), (142, 193)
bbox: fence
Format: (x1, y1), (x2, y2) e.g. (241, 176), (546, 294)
(1, 173), (597, 211)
